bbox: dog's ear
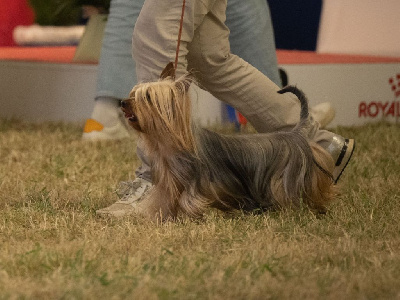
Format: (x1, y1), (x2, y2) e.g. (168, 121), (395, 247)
(175, 73), (193, 93)
(181, 77), (192, 93)
(160, 62), (176, 79)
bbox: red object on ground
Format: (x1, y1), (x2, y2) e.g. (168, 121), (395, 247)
(236, 112), (248, 126)
(0, 0), (35, 46)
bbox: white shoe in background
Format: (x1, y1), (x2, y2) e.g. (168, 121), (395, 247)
(82, 116), (130, 140)
(310, 102), (336, 128)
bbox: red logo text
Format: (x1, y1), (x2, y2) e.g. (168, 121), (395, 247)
(359, 101), (400, 118)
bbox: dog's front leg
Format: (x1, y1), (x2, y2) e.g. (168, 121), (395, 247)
(135, 187), (177, 222)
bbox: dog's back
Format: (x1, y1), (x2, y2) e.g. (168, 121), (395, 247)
(191, 86), (335, 214)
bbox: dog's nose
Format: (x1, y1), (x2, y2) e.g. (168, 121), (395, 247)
(121, 100), (127, 108)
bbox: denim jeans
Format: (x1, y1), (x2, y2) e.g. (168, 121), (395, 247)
(95, 0), (143, 100)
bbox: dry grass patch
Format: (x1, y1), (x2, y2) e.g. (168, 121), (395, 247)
(0, 119), (399, 299)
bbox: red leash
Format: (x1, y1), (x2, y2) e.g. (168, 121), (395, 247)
(174, 0), (186, 77)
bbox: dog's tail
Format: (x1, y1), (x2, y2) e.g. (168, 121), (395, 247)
(277, 85), (335, 211)
(277, 85), (309, 126)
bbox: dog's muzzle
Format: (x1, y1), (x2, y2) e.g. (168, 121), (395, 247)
(121, 100), (137, 122)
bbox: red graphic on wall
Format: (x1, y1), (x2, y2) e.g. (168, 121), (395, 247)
(388, 73), (400, 98)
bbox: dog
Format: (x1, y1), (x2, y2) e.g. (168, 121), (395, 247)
(121, 63), (336, 221)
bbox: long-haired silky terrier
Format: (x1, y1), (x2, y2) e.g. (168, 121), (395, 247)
(122, 63), (336, 221)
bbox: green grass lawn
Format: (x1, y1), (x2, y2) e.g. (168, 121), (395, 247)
(0, 120), (399, 299)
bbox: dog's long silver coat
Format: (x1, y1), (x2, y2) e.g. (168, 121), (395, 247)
(124, 76), (335, 220)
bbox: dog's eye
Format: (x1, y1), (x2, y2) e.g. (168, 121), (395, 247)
(145, 91), (151, 101)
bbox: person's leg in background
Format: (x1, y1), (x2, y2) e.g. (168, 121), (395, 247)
(225, 0), (280, 127)
(226, 0), (281, 86)
(82, 0), (144, 140)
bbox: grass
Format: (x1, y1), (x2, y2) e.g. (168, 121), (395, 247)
(0, 119), (399, 299)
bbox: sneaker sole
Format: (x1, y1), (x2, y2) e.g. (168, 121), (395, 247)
(333, 139), (355, 184)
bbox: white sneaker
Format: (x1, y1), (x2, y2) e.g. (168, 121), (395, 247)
(96, 178), (153, 218)
(310, 102), (336, 128)
(82, 117), (130, 140)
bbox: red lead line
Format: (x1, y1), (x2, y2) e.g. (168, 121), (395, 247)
(174, 0), (186, 78)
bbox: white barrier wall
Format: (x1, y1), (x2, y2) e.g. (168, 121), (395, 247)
(0, 60), (223, 126)
(1, 59), (399, 127)
(280, 62), (400, 127)
(0, 61), (97, 123)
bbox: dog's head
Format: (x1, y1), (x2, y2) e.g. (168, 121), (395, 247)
(122, 63), (195, 151)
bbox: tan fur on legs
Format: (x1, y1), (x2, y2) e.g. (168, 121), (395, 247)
(309, 143), (337, 213)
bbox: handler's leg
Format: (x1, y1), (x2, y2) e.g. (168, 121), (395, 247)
(183, 0), (341, 152)
(132, 0), (218, 81)
(226, 0), (334, 127)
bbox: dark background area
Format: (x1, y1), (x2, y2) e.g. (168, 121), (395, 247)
(268, 0), (322, 51)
